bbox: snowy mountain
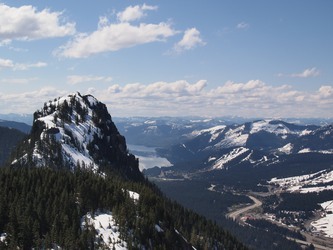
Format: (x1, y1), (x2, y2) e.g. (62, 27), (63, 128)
(113, 116), (231, 147)
(11, 92), (141, 180)
(151, 119), (332, 173)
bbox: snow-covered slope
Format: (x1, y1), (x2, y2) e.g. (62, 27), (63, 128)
(269, 169), (333, 193)
(210, 147), (250, 170)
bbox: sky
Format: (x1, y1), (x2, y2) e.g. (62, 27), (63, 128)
(0, 0), (332, 118)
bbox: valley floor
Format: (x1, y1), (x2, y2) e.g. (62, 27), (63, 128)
(225, 189), (333, 250)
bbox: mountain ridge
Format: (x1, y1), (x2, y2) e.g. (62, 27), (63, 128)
(150, 119), (333, 174)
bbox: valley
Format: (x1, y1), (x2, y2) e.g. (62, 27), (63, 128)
(115, 117), (333, 249)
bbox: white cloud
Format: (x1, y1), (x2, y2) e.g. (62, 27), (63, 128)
(279, 67), (320, 78)
(56, 21), (177, 58)
(173, 28), (206, 53)
(14, 62), (47, 71)
(291, 67), (320, 78)
(67, 75), (113, 85)
(236, 22), (249, 29)
(214, 80), (265, 94)
(0, 80), (332, 118)
(0, 3), (75, 43)
(0, 58), (14, 68)
(0, 87), (66, 113)
(86, 80), (333, 118)
(117, 4), (158, 23)
(317, 85), (333, 98)
(0, 57), (47, 70)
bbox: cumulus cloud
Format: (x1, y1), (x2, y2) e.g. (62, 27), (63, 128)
(173, 28), (206, 53)
(85, 80), (333, 118)
(56, 20), (177, 58)
(1, 80), (331, 118)
(67, 75), (113, 85)
(317, 85), (333, 98)
(0, 3), (75, 43)
(55, 4), (178, 58)
(0, 57), (47, 70)
(117, 4), (158, 23)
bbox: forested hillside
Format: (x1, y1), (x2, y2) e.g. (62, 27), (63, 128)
(0, 167), (246, 249)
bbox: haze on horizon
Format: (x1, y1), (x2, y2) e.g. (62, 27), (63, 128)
(0, 1), (332, 119)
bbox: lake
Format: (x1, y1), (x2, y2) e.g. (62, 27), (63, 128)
(127, 144), (172, 171)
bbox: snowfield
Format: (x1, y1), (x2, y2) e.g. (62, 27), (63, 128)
(269, 169), (333, 193)
(250, 120), (291, 135)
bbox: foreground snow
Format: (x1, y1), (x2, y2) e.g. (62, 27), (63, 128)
(81, 212), (127, 249)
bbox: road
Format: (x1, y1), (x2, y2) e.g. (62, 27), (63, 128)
(227, 194), (333, 250)
(286, 236), (333, 250)
(227, 195), (262, 220)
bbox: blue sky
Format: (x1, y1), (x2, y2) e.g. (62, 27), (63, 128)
(0, 0), (332, 118)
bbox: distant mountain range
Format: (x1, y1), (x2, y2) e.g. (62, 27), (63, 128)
(0, 119), (31, 134)
(0, 113), (32, 125)
(151, 119), (333, 173)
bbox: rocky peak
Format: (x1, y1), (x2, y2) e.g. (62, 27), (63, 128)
(12, 92), (141, 180)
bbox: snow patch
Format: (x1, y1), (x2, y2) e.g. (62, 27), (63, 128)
(216, 125), (248, 148)
(190, 125), (226, 143)
(0, 233), (7, 243)
(278, 143), (293, 154)
(128, 190), (140, 202)
(155, 224), (164, 233)
(81, 212), (127, 249)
